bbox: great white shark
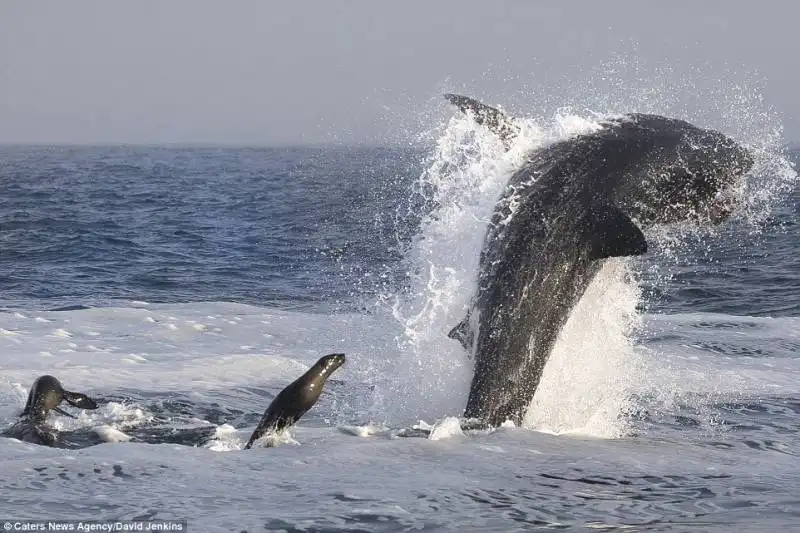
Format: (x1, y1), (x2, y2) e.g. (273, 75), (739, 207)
(444, 94), (754, 427)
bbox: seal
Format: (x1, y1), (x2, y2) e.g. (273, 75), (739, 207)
(444, 94), (754, 427)
(3, 375), (99, 446)
(244, 353), (346, 449)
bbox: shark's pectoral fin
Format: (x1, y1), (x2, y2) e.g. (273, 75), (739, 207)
(443, 94), (521, 149)
(587, 203), (648, 260)
(448, 313), (475, 353)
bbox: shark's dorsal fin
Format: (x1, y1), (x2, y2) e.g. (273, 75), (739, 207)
(586, 202), (648, 260)
(444, 94), (521, 149)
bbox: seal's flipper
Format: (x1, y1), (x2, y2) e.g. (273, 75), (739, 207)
(62, 391), (99, 410)
(244, 416), (275, 450)
(448, 315), (475, 352)
(444, 94), (521, 148)
(244, 416), (288, 450)
(243, 433), (260, 450)
(244, 428), (269, 450)
(52, 407), (77, 418)
(587, 203), (648, 260)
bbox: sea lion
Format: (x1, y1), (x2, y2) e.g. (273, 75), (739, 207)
(244, 353), (346, 449)
(3, 375), (99, 446)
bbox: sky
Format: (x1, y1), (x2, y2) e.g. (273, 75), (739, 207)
(1, 1), (798, 145)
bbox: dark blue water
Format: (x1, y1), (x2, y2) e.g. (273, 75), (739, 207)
(0, 145), (797, 316)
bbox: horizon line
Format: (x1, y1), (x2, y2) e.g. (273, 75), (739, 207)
(0, 139), (426, 149)
(3, 140), (799, 150)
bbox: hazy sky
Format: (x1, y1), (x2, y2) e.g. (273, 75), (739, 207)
(1, 1), (798, 145)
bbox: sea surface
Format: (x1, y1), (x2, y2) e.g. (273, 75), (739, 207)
(0, 104), (798, 532)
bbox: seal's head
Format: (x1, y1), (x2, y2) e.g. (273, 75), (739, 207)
(313, 353), (346, 378)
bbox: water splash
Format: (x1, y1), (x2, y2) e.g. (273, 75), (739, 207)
(377, 116), (519, 422)
(382, 69), (796, 435)
(524, 260), (647, 438)
(379, 111), (603, 425)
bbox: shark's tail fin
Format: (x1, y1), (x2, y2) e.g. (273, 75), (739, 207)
(443, 94), (520, 149)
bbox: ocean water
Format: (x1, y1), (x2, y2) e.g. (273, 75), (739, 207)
(0, 104), (798, 532)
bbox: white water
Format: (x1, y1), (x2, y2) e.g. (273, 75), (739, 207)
(1, 301), (799, 530)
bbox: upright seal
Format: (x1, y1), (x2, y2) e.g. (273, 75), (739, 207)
(245, 353), (345, 449)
